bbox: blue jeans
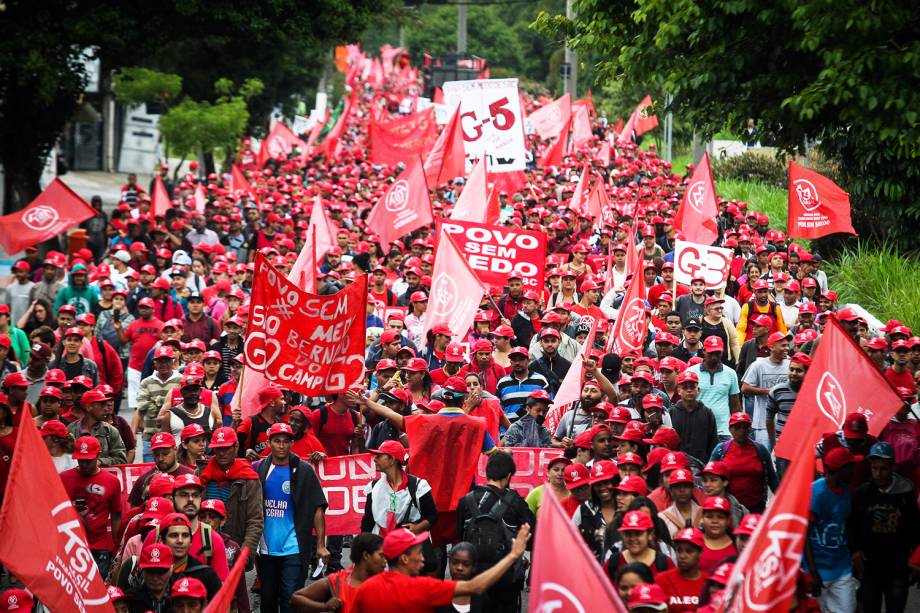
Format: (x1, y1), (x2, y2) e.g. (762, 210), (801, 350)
(141, 438), (153, 463)
(256, 553), (305, 613)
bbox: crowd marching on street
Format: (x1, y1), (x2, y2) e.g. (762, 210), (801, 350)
(1, 42), (919, 613)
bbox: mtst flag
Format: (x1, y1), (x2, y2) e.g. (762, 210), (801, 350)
(421, 230), (485, 346)
(673, 152), (719, 245)
(0, 178), (97, 254)
(527, 92), (571, 140)
(787, 161), (856, 239)
(774, 317), (904, 460)
(609, 271), (648, 354)
(367, 159), (433, 252)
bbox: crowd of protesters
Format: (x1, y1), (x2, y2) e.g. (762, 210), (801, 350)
(1, 50), (920, 613)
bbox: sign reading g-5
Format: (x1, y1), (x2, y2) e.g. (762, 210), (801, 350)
(438, 219), (546, 291)
(673, 240), (733, 289)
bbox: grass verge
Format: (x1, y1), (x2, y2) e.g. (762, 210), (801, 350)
(715, 178), (788, 230)
(824, 243), (920, 330)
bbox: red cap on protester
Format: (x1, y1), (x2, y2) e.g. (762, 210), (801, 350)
(563, 463), (591, 489)
(702, 496), (732, 513)
(628, 584), (668, 608)
(589, 460), (618, 484)
(139, 543), (174, 569)
(150, 431), (176, 451)
(1, 589), (34, 613)
(267, 422), (294, 438)
(200, 499), (227, 518)
(824, 446), (863, 470)
(701, 461), (730, 479)
(616, 452), (644, 467)
(171, 577), (208, 600)
(733, 514), (762, 536)
(209, 426), (237, 448)
(72, 436), (101, 459)
(619, 510), (655, 532)
(673, 527), (705, 548)
(615, 475), (648, 495)
(368, 439), (408, 462)
(842, 413), (868, 439)
(667, 468), (694, 486)
(729, 412), (752, 426)
(382, 528), (431, 559)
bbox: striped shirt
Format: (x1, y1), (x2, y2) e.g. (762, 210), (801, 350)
(496, 372), (550, 423)
(765, 382), (799, 439)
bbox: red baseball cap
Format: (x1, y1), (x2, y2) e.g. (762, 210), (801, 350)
(619, 510), (655, 532)
(72, 436), (101, 459)
(1, 588), (33, 612)
(589, 460), (617, 484)
(368, 439), (408, 462)
(563, 463), (591, 489)
(766, 331), (793, 347)
(710, 562), (735, 586)
(382, 528), (431, 559)
(267, 422), (294, 439)
(824, 446), (863, 470)
(139, 543), (174, 569)
(701, 461), (730, 479)
(702, 495), (731, 513)
(643, 426), (681, 449)
(150, 431), (177, 450)
(200, 498), (226, 517)
(40, 420), (69, 439)
(171, 577), (207, 600)
(173, 473), (204, 492)
(628, 583), (668, 609)
(842, 413), (868, 438)
(148, 474), (176, 498)
(615, 475), (648, 495)
(209, 426), (237, 448)
(673, 527), (704, 548)
(154, 345), (176, 360)
(616, 452), (644, 467)
(667, 468), (694, 486)
(729, 412), (752, 426)
(508, 346), (529, 359)
(750, 314), (773, 328)
(703, 335), (724, 353)
(733, 513), (762, 536)
(444, 342), (466, 362)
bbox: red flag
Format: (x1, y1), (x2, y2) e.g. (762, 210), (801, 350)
(0, 179), (97, 254)
(230, 164), (254, 199)
(432, 86), (444, 104)
(420, 231), (486, 346)
(321, 94), (356, 163)
(571, 104), (593, 148)
(0, 416), (114, 612)
(245, 254), (366, 396)
(204, 547), (250, 613)
(259, 121), (308, 168)
(538, 117), (570, 169)
(305, 109), (331, 148)
(787, 161), (856, 239)
(568, 163), (591, 216)
(424, 105), (466, 187)
(367, 160), (434, 252)
(721, 431), (816, 613)
(151, 175), (171, 219)
(545, 319), (598, 434)
(774, 317), (904, 459)
(588, 173), (611, 230)
(617, 95), (657, 144)
(289, 196), (337, 292)
(530, 490), (627, 613)
(527, 93), (572, 140)
(369, 107), (439, 167)
(450, 156), (497, 225)
(609, 270), (648, 353)
(673, 152), (719, 245)
(595, 141), (612, 167)
(193, 183), (207, 215)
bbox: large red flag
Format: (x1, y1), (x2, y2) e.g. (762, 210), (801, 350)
(369, 107), (439, 167)
(288, 196), (337, 292)
(450, 156), (498, 225)
(424, 105), (467, 187)
(775, 317), (904, 459)
(0, 179), (97, 254)
(595, 141), (612, 167)
(0, 416), (114, 612)
(545, 319), (598, 434)
(193, 183), (207, 215)
(204, 547), (250, 613)
(673, 152), (719, 245)
(527, 93), (572, 140)
(230, 164), (254, 199)
(420, 231), (486, 346)
(258, 121), (308, 168)
(568, 163), (591, 216)
(367, 160), (434, 252)
(721, 427), (817, 613)
(151, 175), (171, 218)
(530, 489), (627, 613)
(538, 116), (570, 169)
(571, 103), (594, 148)
(609, 270), (648, 354)
(787, 161), (856, 239)
(617, 95), (658, 144)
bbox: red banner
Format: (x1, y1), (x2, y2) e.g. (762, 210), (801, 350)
(0, 179), (98, 255)
(673, 152), (719, 245)
(787, 161), (856, 239)
(367, 159), (434, 251)
(369, 107), (439, 167)
(245, 254), (366, 396)
(438, 219), (547, 291)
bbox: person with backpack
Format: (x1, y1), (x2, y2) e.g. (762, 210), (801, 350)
(361, 440), (438, 573)
(709, 413), (777, 514)
(455, 451), (534, 613)
(236, 385), (288, 460)
(735, 279), (787, 345)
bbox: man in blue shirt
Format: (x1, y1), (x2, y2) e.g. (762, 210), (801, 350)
(804, 447), (859, 613)
(255, 422), (329, 613)
(687, 336), (742, 439)
(495, 347), (549, 424)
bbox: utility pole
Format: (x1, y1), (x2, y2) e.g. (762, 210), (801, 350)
(563, 0), (577, 97)
(664, 92), (673, 162)
(457, 1), (467, 53)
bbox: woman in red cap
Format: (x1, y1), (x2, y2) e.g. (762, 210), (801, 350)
(699, 461), (748, 528)
(41, 418), (76, 473)
(698, 496), (737, 574)
(292, 533), (386, 613)
(708, 412), (776, 513)
(614, 510), (676, 578)
(654, 527), (707, 612)
(573, 460), (619, 559)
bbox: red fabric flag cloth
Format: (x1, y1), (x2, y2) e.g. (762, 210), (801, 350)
(420, 231), (485, 346)
(424, 105), (466, 188)
(545, 320), (597, 434)
(151, 175), (171, 219)
(289, 196), (337, 292)
(193, 183), (207, 215)
(609, 269), (648, 354)
(0, 416), (114, 612)
(404, 412), (487, 512)
(258, 120), (309, 168)
(527, 92), (572, 140)
(369, 107), (438, 167)
(0, 178), (97, 254)
(538, 117), (571, 169)
(245, 254), (367, 397)
(571, 104), (594, 148)
(204, 547), (250, 613)
(230, 164), (254, 199)
(529, 490), (627, 613)
(595, 141), (612, 167)
(787, 161), (857, 239)
(673, 152), (719, 245)
(231, 367), (272, 420)
(617, 95), (658, 144)
(568, 163), (591, 216)
(490, 170), (527, 196)
(450, 156), (498, 225)
(367, 159), (434, 252)
(721, 431), (817, 613)
(774, 317), (905, 460)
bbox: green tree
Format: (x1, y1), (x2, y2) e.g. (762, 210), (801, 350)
(535, 0), (920, 247)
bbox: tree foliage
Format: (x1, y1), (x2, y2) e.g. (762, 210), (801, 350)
(112, 68), (182, 107)
(535, 0), (920, 248)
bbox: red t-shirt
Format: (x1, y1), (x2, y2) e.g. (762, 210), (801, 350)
(655, 569), (707, 612)
(570, 303), (606, 325)
(615, 552), (675, 578)
(699, 542), (737, 575)
(60, 468), (122, 550)
(560, 495), (582, 518)
(352, 571), (456, 613)
(885, 368), (918, 394)
(169, 387), (214, 407)
(311, 407), (358, 457)
(722, 441), (764, 510)
(125, 318), (164, 370)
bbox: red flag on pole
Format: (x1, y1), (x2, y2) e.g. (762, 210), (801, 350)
(617, 95), (658, 144)
(420, 231), (486, 345)
(544, 319), (598, 434)
(424, 105), (467, 188)
(450, 156), (497, 225)
(787, 161), (856, 239)
(193, 183), (207, 215)
(595, 141), (612, 167)
(367, 159), (434, 252)
(151, 175), (171, 219)
(572, 104), (594, 148)
(538, 117), (570, 169)
(369, 107), (439, 167)
(204, 547), (250, 613)
(259, 121), (309, 168)
(0, 416), (114, 613)
(609, 270), (648, 354)
(0, 179), (97, 255)
(230, 164), (254, 199)
(529, 489), (627, 612)
(774, 317), (905, 460)
(527, 93), (572, 140)
(721, 427), (817, 613)
(288, 196), (337, 292)
(673, 152), (719, 245)
(568, 163), (591, 216)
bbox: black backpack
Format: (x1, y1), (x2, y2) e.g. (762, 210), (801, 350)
(461, 489), (519, 566)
